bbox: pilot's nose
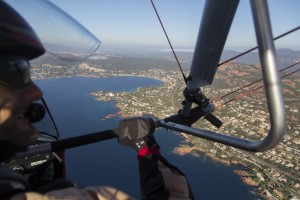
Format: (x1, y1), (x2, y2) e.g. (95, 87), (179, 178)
(21, 80), (43, 101)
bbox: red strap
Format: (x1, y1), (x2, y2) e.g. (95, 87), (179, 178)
(138, 146), (160, 157)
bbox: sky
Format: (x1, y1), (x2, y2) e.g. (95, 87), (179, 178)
(47, 0), (300, 52)
(10, 0), (300, 53)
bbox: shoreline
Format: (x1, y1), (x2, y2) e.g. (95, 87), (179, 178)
(176, 133), (269, 199)
(174, 142), (266, 198)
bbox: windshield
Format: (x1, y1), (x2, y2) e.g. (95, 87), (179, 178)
(5, 0), (101, 61)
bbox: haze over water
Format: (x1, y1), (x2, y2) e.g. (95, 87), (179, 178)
(36, 76), (261, 199)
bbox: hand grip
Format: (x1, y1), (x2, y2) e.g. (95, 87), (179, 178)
(205, 113), (222, 128)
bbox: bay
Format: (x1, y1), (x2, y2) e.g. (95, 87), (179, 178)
(35, 76), (261, 200)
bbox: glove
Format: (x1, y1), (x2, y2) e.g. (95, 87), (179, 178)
(118, 117), (157, 151)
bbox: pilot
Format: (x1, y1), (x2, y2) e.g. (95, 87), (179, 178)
(0, 1), (194, 199)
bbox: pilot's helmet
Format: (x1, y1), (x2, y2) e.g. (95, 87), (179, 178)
(0, 1), (45, 60)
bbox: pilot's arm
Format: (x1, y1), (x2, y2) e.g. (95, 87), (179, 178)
(118, 117), (195, 200)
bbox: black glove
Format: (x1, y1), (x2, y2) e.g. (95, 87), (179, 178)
(118, 117), (157, 151)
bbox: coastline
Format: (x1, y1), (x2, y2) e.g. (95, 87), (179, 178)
(175, 133), (269, 199)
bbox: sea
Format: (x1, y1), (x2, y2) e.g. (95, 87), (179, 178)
(35, 76), (262, 200)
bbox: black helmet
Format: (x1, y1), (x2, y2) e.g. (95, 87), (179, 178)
(0, 1), (45, 60)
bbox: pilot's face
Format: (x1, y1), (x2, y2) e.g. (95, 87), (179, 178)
(0, 57), (43, 148)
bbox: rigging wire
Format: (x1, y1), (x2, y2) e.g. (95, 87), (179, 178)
(150, 0), (187, 84)
(213, 61), (300, 109)
(211, 26), (300, 105)
(218, 26), (300, 66)
(212, 61), (300, 103)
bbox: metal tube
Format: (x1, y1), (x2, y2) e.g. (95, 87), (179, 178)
(187, 0), (239, 90)
(249, 0), (285, 150)
(181, 0), (239, 117)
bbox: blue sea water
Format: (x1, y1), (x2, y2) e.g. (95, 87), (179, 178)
(35, 76), (261, 200)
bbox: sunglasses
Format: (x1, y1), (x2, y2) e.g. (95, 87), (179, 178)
(0, 56), (31, 88)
